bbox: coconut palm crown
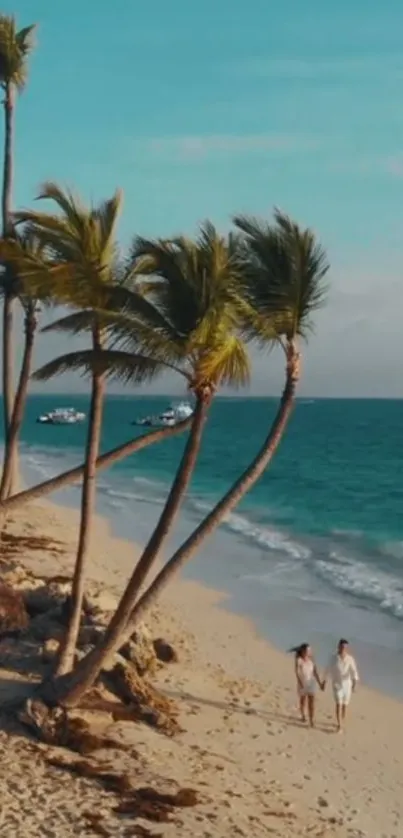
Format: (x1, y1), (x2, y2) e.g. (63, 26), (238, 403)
(4, 182), (163, 387)
(0, 16), (36, 91)
(234, 209), (329, 353)
(90, 222), (255, 399)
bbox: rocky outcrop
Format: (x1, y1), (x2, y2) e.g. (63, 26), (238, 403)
(24, 578), (71, 618)
(0, 565), (178, 680)
(0, 583), (29, 635)
(83, 590), (119, 624)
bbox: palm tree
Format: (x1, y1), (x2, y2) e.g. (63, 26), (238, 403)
(57, 210), (328, 708)
(0, 219), (193, 516)
(0, 228), (46, 500)
(0, 416), (192, 515)
(0, 16), (36, 495)
(44, 222), (251, 704)
(14, 182), (156, 675)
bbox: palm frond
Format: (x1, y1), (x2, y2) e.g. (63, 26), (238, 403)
(233, 210), (329, 342)
(100, 282), (180, 342)
(131, 235), (201, 338)
(35, 182), (88, 235)
(131, 222), (246, 343)
(195, 335), (251, 389)
(0, 231), (72, 304)
(33, 349), (164, 385)
(272, 208), (329, 337)
(92, 189), (123, 252)
(40, 309), (96, 335)
(0, 16), (36, 90)
(13, 210), (81, 263)
(127, 221), (253, 394)
(13, 184), (125, 309)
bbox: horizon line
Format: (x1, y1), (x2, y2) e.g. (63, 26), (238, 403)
(15, 392), (402, 402)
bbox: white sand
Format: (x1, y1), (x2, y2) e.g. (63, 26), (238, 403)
(0, 499), (401, 837)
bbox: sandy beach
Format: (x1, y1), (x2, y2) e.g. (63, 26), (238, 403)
(0, 499), (401, 838)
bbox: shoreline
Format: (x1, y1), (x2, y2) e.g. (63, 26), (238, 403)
(41, 463), (403, 703)
(2, 497), (402, 837)
(18, 432), (403, 704)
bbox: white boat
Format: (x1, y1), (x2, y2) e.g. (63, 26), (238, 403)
(134, 401), (193, 428)
(159, 401), (193, 425)
(37, 407), (86, 425)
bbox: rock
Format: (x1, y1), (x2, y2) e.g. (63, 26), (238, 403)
(74, 644), (94, 664)
(0, 583), (29, 635)
(23, 579), (71, 617)
(84, 590), (119, 621)
(29, 611), (65, 642)
(41, 637), (60, 662)
(3, 566), (42, 591)
(120, 625), (157, 675)
(153, 637), (178, 664)
(78, 623), (104, 648)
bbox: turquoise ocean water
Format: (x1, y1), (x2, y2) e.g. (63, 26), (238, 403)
(5, 394), (403, 695)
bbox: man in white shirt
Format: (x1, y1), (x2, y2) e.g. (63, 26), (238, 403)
(322, 638), (359, 733)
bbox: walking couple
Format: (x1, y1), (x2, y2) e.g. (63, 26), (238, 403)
(291, 638), (359, 732)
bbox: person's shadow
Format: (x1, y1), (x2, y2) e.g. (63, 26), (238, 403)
(161, 686), (336, 733)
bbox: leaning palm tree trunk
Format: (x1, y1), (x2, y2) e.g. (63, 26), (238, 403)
(53, 394), (208, 691)
(1, 81), (17, 496)
(0, 303), (36, 501)
(56, 331), (105, 676)
(0, 416), (192, 515)
(58, 348), (299, 708)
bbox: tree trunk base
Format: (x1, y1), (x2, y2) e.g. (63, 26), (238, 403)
(15, 692), (138, 756)
(14, 657), (180, 752)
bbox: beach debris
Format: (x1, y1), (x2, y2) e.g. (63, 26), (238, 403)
(0, 582), (29, 635)
(43, 751), (199, 823)
(102, 658), (180, 736)
(0, 531), (64, 562)
(45, 754), (136, 792)
(152, 637), (178, 664)
(125, 827), (163, 837)
(113, 786), (199, 821)
(82, 810), (111, 836)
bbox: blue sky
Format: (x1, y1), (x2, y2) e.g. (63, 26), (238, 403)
(4, 0), (403, 396)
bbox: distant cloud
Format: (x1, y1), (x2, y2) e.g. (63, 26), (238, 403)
(329, 153), (403, 178)
(136, 133), (320, 163)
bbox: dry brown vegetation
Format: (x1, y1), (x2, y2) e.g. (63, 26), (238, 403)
(0, 536), (195, 836)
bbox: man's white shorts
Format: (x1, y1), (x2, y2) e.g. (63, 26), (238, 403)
(333, 682), (352, 706)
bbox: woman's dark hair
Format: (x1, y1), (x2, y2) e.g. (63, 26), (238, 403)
(288, 643), (309, 659)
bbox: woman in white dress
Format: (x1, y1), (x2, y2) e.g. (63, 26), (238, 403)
(291, 643), (323, 727)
